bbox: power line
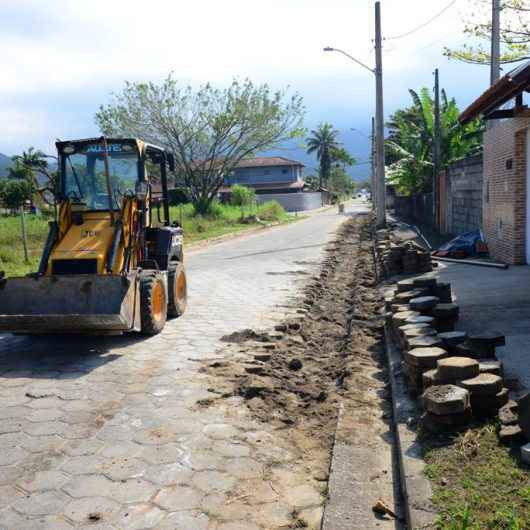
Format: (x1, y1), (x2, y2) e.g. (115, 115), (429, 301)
(385, 0), (458, 40)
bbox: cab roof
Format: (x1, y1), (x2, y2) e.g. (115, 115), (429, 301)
(55, 137), (167, 156)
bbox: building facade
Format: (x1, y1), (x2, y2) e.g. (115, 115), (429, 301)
(460, 61), (530, 264)
(219, 156), (324, 211)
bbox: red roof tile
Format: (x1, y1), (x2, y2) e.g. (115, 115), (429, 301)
(235, 157), (304, 168)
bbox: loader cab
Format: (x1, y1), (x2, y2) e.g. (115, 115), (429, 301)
(56, 138), (175, 227)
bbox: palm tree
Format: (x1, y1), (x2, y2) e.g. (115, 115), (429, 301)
(306, 123), (341, 188)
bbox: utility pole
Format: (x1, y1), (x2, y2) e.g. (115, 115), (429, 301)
(433, 68), (441, 228)
(374, 1), (386, 227)
(490, 0), (501, 85)
(371, 116), (376, 210)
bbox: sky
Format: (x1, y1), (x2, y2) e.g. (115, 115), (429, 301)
(0, 0), (492, 174)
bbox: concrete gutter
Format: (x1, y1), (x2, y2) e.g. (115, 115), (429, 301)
(383, 323), (438, 530)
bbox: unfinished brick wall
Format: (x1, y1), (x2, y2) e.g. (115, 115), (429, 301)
(445, 154), (483, 235)
(483, 118), (529, 264)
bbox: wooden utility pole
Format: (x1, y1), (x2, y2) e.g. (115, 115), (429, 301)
(433, 68), (441, 228)
(490, 0), (501, 85)
(374, 1), (386, 227)
(20, 204), (29, 263)
(371, 116), (376, 210)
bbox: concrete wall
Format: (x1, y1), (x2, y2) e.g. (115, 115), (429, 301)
(444, 154), (483, 235)
(393, 193), (434, 228)
(256, 192), (323, 212)
(226, 165), (301, 185)
(482, 118), (529, 264)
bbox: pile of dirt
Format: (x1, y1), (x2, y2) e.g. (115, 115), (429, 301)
(203, 215), (387, 451)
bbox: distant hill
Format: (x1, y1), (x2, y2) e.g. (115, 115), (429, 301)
(260, 132), (372, 183)
(0, 153), (12, 177)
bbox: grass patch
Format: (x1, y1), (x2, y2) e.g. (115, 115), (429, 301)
(0, 201), (296, 277)
(422, 422), (530, 529)
(0, 214), (49, 277)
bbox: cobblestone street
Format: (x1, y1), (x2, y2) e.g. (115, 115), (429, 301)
(0, 203), (367, 530)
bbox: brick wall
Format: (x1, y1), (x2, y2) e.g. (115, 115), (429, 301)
(483, 118), (529, 264)
(444, 154), (483, 235)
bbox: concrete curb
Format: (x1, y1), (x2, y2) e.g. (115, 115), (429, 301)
(383, 323), (438, 530)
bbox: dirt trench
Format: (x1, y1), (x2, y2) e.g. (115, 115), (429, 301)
(202, 215), (397, 527)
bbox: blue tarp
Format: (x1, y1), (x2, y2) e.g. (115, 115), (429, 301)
(436, 230), (486, 258)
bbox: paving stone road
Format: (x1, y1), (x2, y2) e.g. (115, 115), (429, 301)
(0, 202), (368, 530)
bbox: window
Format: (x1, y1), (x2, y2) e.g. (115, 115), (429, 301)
(282, 169), (288, 174)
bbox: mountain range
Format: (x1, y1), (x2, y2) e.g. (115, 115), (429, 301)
(0, 138), (371, 182)
(0, 153), (12, 177)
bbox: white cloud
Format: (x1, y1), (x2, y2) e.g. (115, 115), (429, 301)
(0, 0), (486, 154)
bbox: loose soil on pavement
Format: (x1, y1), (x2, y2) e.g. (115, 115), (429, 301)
(202, 215), (398, 528)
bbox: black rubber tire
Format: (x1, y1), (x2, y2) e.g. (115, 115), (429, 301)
(140, 273), (167, 335)
(167, 262), (187, 318)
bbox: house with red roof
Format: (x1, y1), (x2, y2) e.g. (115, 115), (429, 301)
(219, 156), (324, 211)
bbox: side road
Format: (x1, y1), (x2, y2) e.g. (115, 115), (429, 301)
(0, 202), (367, 529)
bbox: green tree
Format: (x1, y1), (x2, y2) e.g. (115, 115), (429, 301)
(444, 0), (529, 65)
(13, 147), (58, 204)
(306, 123), (341, 187)
(385, 87), (482, 195)
(230, 184), (256, 207)
(95, 75), (305, 214)
(327, 166), (355, 202)
(1, 162), (35, 211)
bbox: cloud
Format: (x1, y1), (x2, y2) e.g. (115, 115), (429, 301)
(0, 0), (487, 154)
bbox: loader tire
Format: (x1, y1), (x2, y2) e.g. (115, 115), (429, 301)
(167, 262), (187, 318)
(140, 273), (167, 335)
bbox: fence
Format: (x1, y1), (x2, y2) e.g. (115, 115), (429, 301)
(441, 153), (483, 235)
(256, 192), (323, 212)
(390, 153), (483, 235)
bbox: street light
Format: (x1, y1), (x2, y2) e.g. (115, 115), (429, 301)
(323, 2), (386, 227)
(323, 47), (374, 74)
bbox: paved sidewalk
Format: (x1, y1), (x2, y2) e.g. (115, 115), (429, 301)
(0, 201), (368, 529)
(434, 261), (530, 393)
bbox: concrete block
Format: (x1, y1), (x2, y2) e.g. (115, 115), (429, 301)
(422, 369), (440, 390)
(396, 279), (416, 293)
(422, 385), (470, 415)
(412, 278), (437, 289)
(438, 331), (467, 350)
(393, 311), (421, 326)
(467, 332), (506, 349)
(459, 373), (503, 397)
(472, 387), (509, 416)
(405, 315), (435, 326)
(394, 290), (425, 304)
(517, 392), (530, 441)
(499, 425), (524, 445)
(437, 357), (479, 382)
(420, 408), (472, 433)
(479, 359), (503, 376)
(410, 296), (439, 312)
(433, 303), (459, 318)
(521, 443), (530, 464)
(499, 403), (518, 426)
(403, 327), (437, 346)
(407, 335), (442, 350)
(405, 347), (448, 371)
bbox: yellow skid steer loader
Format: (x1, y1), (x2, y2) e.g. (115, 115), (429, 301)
(0, 137), (187, 335)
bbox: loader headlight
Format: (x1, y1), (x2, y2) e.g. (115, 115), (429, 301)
(135, 181), (148, 200)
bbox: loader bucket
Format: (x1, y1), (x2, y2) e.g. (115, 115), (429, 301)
(0, 273), (139, 334)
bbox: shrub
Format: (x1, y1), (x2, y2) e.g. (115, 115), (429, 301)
(257, 200), (286, 221)
(230, 185), (256, 207)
